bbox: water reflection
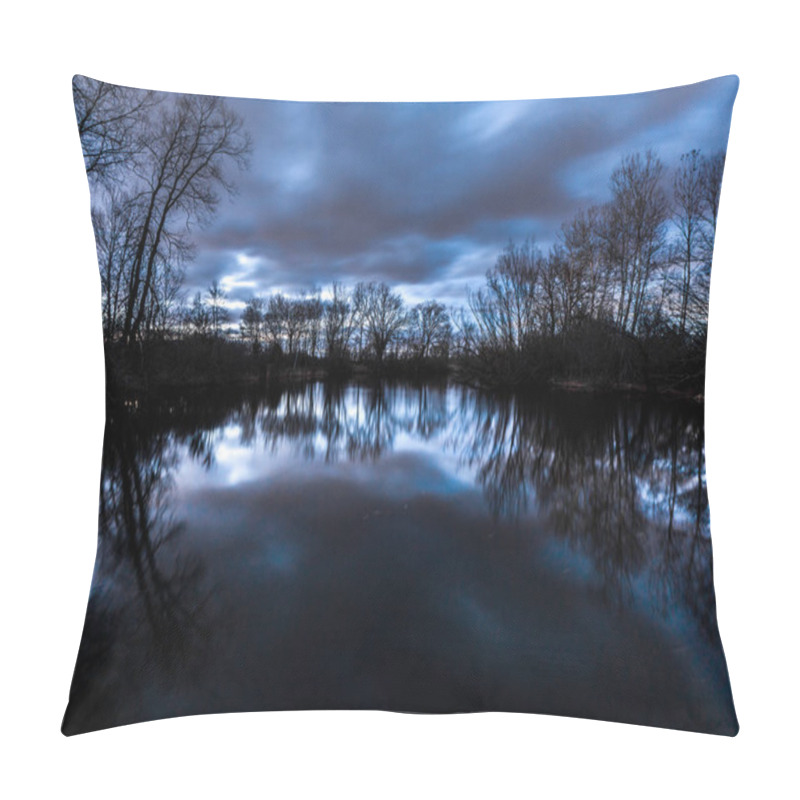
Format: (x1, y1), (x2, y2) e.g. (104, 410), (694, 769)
(66, 410), (211, 733)
(63, 382), (737, 735)
(246, 383), (452, 462)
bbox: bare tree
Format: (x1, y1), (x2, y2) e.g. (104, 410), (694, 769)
(323, 282), (354, 362)
(603, 150), (668, 335)
(350, 282), (369, 361)
(117, 93), (250, 344)
(265, 293), (305, 357)
(284, 298), (306, 357)
(187, 292), (211, 337)
(148, 254), (186, 339)
(92, 195), (138, 340)
(682, 151), (726, 339)
(672, 150), (705, 336)
(560, 205), (608, 320)
(408, 300), (451, 360)
(264, 294), (286, 353)
(298, 290), (323, 359)
(363, 282), (405, 366)
(207, 281), (230, 338)
(75, 78), (251, 347)
(240, 296), (265, 353)
(468, 239), (541, 353)
(700, 151), (726, 256)
(541, 243), (591, 335)
(72, 76), (160, 185)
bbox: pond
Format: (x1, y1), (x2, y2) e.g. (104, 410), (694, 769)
(63, 381), (738, 735)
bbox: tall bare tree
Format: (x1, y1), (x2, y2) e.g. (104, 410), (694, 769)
(207, 281), (230, 338)
(92, 195), (138, 339)
(700, 152), (726, 258)
(187, 292), (211, 337)
(72, 76), (160, 185)
(323, 282), (355, 362)
(672, 150), (705, 335)
(119, 95), (250, 344)
(75, 78), (251, 346)
(603, 150), (668, 335)
(468, 239), (541, 353)
(408, 300), (451, 360)
(240, 296), (265, 353)
(363, 282), (405, 365)
(560, 205), (608, 320)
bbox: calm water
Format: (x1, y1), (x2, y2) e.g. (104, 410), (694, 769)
(63, 381), (737, 735)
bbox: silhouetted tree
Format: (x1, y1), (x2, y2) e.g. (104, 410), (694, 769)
(560, 206), (609, 320)
(408, 300), (451, 361)
(241, 296), (265, 353)
(700, 152), (726, 260)
(207, 281), (230, 338)
(72, 76), (160, 185)
(672, 150), (705, 336)
(603, 150), (668, 335)
(76, 77), (251, 348)
(323, 282), (353, 362)
(465, 239), (542, 383)
(298, 290), (324, 360)
(364, 282), (405, 367)
(187, 292), (211, 337)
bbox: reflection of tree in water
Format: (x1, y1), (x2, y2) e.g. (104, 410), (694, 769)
(650, 417), (717, 638)
(144, 382), (452, 468)
(68, 404), (210, 729)
(256, 383), (321, 458)
(344, 385), (394, 461)
(454, 389), (716, 633)
(86, 383), (719, 645)
(103, 414), (208, 651)
(200, 381), (715, 634)
(227, 381), (452, 463)
(407, 382), (452, 440)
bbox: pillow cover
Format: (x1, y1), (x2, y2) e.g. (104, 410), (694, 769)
(63, 75), (739, 736)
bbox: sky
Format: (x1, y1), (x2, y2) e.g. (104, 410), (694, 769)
(183, 76), (738, 312)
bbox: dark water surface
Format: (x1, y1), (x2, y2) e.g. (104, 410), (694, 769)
(63, 381), (737, 735)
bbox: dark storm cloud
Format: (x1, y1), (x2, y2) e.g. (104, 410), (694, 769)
(184, 76), (737, 304)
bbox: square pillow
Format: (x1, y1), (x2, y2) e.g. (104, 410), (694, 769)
(63, 75), (739, 736)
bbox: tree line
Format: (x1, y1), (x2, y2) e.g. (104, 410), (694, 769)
(458, 148), (724, 390)
(74, 76), (251, 346)
(183, 280), (452, 370)
(76, 76), (725, 393)
(179, 147), (723, 392)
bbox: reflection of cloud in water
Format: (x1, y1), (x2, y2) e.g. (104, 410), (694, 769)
(165, 381), (717, 630)
(63, 381), (737, 736)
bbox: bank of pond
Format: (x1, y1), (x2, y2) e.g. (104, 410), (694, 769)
(104, 329), (708, 401)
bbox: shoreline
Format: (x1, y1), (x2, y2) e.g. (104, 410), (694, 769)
(108, 365), (704, 404)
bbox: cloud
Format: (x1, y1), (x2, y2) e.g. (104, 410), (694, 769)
(185, 76), (737, 306)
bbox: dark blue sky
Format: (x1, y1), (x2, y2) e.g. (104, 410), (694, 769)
(185, 76), (738, 310)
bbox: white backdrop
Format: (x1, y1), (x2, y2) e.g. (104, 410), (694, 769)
(2, 1), (797, 797)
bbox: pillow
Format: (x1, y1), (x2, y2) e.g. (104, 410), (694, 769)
(63, 75), (739, 736)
